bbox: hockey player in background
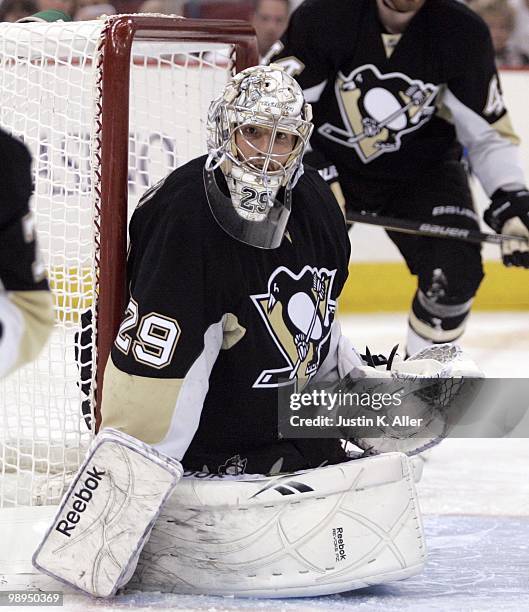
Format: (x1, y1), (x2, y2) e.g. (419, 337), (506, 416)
(0, 127), (54, 378)
(251, 0), (291, 61)
(33, 65), (482, 599)
(269, 0), (529, 356)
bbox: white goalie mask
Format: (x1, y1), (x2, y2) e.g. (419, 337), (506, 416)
(204, 64), (313, 249)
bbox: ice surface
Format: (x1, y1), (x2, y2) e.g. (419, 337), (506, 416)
(10, 513), (528, 612)
(339, 312), (529, 378)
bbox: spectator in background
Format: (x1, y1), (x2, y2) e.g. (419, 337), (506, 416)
(137, 0), (184, 15)
(74, 1), (114, 19)
(33, 0), (77, 17)
(73, 0), (112, 19)
(0, 0), (37, 20)
(251, 0), (289, 60)
(509, 0), (529, 63)
(472, 0), (528, 66)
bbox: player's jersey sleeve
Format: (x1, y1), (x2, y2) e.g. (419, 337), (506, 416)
(267, 0), (345, 102)
(0, 129), (53, 378)
(439, 21), (525, 196)
(101, 176), (240, 460)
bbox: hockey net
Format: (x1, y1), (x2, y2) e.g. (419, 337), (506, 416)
(0, 16), (257, 509)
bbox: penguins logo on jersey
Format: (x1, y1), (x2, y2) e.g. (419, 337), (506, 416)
(251, 265), (336, 388)
(319, 64), (439, 163)
(218, 454), (248, 476)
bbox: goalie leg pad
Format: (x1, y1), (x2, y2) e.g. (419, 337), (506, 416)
(129, 452), (426, 598)
(32, 428), (183, 597)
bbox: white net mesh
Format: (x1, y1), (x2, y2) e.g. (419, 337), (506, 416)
(407, 344), (462, 365)
(0, 17), (236, 507)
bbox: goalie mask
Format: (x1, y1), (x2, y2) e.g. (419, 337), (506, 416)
(204, 64), (313, 249)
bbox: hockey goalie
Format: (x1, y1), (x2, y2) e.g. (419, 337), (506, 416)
(33, 64), (483, 598)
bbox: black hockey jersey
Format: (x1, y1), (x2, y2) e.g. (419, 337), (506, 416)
(102, 156), (350, 472)
(0, 129), (46, 291)
(270, 0), (525, 196)
(0, 128), (53, 378)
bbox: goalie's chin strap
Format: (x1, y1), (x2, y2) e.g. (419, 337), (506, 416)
(361, 344), (400, 369)
(205, 150), (225, 172)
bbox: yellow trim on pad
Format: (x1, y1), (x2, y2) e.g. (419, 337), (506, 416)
(341, 261), (529, 312)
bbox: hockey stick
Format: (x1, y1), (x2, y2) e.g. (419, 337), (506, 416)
(346, 210), (529, 246)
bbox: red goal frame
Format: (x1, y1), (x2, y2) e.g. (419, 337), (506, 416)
(95, 16), (258, 425)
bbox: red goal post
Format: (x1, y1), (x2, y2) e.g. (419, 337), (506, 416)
(95, 16), (258, 428)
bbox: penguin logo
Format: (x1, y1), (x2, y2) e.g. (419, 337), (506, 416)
(251, 265), (336, 388)
(319, 64), (438, 163)
(218, 454), (248, 476)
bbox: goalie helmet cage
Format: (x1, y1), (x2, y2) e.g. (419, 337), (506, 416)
(0, 15), (257, 510)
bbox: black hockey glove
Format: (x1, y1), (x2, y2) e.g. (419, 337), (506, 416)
(484, 188), (529, 268)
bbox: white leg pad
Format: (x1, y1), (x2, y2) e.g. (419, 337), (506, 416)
(32, 428), (182, 597)
(130, 452), (426, 598)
